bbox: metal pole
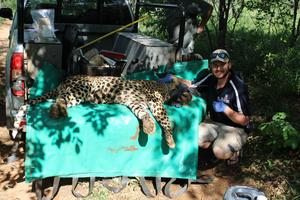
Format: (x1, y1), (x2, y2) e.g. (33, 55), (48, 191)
(177, 6), (185, 53)
(133, 0), (140, 33)
(17, 0), (24, 44)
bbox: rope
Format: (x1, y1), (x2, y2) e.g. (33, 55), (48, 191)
(77, 15), (149, 51)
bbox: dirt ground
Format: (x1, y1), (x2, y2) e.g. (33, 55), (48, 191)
(1, 19), (295, 200)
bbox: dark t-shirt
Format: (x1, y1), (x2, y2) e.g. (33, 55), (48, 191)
(192, 70), (251, 130)
(166, 0), (212, 42)
(168, 0), (210, 15)
(167, 0), (211, 24)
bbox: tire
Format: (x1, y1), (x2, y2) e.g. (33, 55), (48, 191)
(9, 130), (25, 141)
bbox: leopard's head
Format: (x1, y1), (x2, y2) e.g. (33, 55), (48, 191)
(167, 80), (192, 106)
(176, 90), (192, 105)
(164, 76), (181, 91)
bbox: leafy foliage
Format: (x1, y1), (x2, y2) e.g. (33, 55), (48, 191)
(258, 48), (300, 95)
(0, 0), (16, 23)
(138, 0), (171, 41)
(245, 0), (294, 34)
(138, 8), (167, 41)
(259, 112), (300, 150)
(1, 0), (16, 10)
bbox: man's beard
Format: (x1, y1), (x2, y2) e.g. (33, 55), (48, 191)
(216, 70), (230, 80)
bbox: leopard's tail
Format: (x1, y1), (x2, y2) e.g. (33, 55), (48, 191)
(28, 89), (59, 105)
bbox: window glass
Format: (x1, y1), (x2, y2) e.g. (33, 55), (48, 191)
(61, 0), (97, 16)
(24, 0), (57, 23)
(24, 0), (133, 25)
(102, 0), (132, 25)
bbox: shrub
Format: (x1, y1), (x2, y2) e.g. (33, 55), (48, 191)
(259, 112), (300, 151)
(1, 0), (16, 11)
(257, 48), (300, 96)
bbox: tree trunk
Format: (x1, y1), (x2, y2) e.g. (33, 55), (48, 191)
(205, 26), (213, 52)
(231, 0), (245, 33)
(218, 0), (231, 48)
(289, 0), (299, 47)
(218, 0), (226, 48)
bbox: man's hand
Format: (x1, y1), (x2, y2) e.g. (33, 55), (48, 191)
(212, 101), (228, 113)
(196, 25), (205, 34)
(158, 74), (173, 83)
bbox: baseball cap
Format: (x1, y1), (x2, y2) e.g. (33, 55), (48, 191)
(210, 49), (230, 63)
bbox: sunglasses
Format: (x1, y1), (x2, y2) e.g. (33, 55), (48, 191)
(210, 52), (230, 59)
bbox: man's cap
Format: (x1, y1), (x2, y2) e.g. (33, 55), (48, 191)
(210, 49), (230, 63)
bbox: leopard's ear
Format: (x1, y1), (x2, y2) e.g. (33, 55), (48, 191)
(180, 91), (192, 105)
(172, 76), (181, 87)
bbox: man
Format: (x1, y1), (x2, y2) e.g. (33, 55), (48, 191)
(166, 0), (213, 58)
(195, 49), (250, 164)
(160, 49), (250, 164)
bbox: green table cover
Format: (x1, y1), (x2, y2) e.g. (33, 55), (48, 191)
(25, 60), (208, 182)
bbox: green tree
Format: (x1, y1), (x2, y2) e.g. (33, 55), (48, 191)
(0, 0), (16, 10)
(246, 0), (300, 47)
(207, 0), (248, 48)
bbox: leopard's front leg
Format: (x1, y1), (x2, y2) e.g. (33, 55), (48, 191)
(122, 100), (156, 135)
(147, 101), (175, 149)
(50, 92), (82, 118)
(50, 97), (66, 118)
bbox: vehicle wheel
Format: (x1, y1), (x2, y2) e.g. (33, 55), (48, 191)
(9, 129), (16, 140)
(9, 130), (25, 141)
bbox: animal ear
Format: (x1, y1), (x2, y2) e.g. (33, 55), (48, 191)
(180, 92), (192, 105)
(172, 76), (181, 86)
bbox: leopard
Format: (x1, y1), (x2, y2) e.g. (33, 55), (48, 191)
(28, 75), (192, 149)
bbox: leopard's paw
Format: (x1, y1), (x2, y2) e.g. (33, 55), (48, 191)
(50, 103), (60, 118)
(142, 114), (156, 135)
(58, 103), (68, 118)
(165, 134), (176, 149)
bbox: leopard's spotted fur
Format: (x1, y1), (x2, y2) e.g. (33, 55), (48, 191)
(29, 75), (190, 148)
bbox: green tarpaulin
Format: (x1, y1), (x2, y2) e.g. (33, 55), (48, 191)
(25, 60), (208, 182)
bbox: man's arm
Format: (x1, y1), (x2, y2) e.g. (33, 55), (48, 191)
(213, 83), (251, 126)
(173, 76), (193, 87)
(197, 1), (213, 33)
(161, 69), (210, 88)
(224, 107), (250, 126)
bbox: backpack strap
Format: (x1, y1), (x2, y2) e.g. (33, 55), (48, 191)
(34, 177), (60, 200)
(101, 176), (129, 193)
(34, 179), (43, 200)
(71, 177), (95, 198)
(139, 177), (161, 197)
(164, 178), (191, 198)
(190, 175), (214, 184)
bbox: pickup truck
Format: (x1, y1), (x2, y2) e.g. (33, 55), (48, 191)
(1, 0), (185, 135)
(0, 1), (209, 199)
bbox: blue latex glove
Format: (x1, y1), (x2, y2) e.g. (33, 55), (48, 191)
(158, 74), (173, 83)
(212, 101), (228, 112)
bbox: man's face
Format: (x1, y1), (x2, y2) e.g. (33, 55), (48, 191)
(210, 61), (231, 79)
